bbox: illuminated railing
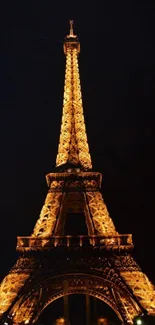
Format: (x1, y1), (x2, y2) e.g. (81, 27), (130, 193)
(16, 234), (133, 252)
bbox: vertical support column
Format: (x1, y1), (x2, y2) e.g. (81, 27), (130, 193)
(86, 282), (90, 325)
(63, 280), (69, 325)
(93, 297), (97, 324)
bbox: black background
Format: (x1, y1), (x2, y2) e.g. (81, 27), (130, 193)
(0, 0), (155, 290)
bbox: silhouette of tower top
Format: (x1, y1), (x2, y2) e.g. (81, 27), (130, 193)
(56, 20), (92, 170)
(67, 20), (77, 38)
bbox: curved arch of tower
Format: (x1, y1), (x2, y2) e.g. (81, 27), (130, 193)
(0, 21), (155, 325)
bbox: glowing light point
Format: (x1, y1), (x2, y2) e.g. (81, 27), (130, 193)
(56, 318), (65, 325)
(135, 318), (143, 325)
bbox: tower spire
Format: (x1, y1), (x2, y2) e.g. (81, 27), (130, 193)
(56, 21), (92, 170)
(68, 20), (75, 38)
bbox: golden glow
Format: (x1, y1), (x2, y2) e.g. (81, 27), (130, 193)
(56, 318), (65, 325)
(11, 294), (37, 323)
(0, 269), (29, 316)
(0, 22), (155, 325)
(86, 191), (117, 235)
(97, 318), (109, 325)
(56, 29), (92, 170)
(121, 271), (155, 314)
(31, 172), (117, 240)
(16, 234), (133, 252)
(32, 189), (62, 237)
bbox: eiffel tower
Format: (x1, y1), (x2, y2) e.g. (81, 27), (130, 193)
(0, 21), (155, 325)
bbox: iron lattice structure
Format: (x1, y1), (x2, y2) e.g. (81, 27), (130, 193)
(0, 21), (155, 325)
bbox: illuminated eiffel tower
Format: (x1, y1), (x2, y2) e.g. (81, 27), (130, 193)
(0, 21), (155, 325)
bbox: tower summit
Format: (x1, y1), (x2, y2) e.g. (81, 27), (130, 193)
(56, 20), (92, 170)
(0, 21), (155, 325)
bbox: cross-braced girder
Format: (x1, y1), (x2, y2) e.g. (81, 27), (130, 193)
(56, 26), (92, 170)
(0, 265), (143, 324)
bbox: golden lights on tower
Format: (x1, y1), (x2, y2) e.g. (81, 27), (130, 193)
(56, 20), (92, 170)
(0, 20), (155, 325)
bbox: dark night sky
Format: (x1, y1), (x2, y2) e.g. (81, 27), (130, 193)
(0, 0), (155, 289)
